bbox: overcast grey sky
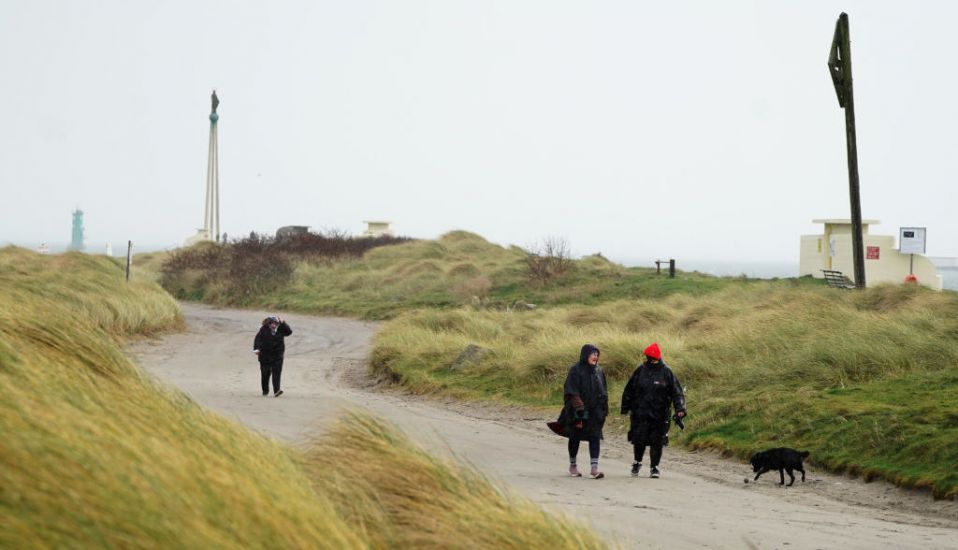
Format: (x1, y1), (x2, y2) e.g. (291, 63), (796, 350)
(2, 1), (956, 262)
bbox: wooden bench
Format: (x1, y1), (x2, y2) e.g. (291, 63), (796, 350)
(821, 269), (857, 289)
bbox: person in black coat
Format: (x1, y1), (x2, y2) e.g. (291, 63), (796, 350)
(253, 315), (293, 396)
(620, 342), (686, 478)
(560, 344), (609, 479)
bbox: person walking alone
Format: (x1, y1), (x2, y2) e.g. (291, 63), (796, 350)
(254, 315), (292, 397)
(620, 342), (686, 478)
(560, 344), (609, 479)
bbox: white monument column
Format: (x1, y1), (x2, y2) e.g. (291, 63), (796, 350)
(186, 90), (221, 246)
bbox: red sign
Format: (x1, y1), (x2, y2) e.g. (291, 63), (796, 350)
(866, 246), (880, 260)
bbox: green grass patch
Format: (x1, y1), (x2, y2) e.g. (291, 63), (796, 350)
(161, 230), (771, 318)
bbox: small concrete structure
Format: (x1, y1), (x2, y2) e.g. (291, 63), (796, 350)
(276, 225), (310, 239)
(800, 219), (942, 290)
(362, 220), (393, 238)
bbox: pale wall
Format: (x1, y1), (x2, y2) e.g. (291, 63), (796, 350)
(799, 233), (942, 290)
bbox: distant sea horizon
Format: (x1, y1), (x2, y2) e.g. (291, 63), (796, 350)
(616, 258), (799, 280)
(616, 257), (958, 291)
(2, 241), (176, 255)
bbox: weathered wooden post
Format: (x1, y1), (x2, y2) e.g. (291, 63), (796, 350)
(126, 241), (133, 282)
(828, 12), (866, 289)
(669, 259), (676, 279)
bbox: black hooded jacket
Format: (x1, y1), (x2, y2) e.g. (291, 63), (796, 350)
(561, 344), (609, 439)
(620, 360), (685, 421)
(254, 321), (292, 363)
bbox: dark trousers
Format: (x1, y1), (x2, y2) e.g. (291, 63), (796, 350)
(260, 359), (283, 394)
(569, 437), (600, 461)
(633, 444), (663, 468)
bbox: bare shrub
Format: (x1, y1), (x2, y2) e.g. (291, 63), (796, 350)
(160, 230), (411, 301)
(525, 236), (574, 283)
(271, 229), (411, 259)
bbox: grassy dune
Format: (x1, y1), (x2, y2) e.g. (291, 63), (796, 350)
(0, 247), (605, 548)
(310, 413), (605, 549)
(162, 231), (758, 318)
(371, 284), (958, 498)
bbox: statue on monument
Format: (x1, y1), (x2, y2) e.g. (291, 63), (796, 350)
(211, 90), (219, 114)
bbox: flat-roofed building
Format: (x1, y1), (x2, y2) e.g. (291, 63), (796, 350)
(362, 220), (393, 238)
(800, 219), (942, 290)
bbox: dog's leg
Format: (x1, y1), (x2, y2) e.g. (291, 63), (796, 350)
(754, 467), (767, 482)
(786, 468), (795, 487)
(799, 467), (805, 482)
(778, 469), (785, 485)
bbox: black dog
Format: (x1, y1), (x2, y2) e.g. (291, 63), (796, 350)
(750, 448), (809, 486)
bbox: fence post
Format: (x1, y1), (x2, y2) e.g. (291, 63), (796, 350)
(655, 260), (662, 274)
(126, 241), (133, 282)
(669, 258), (676, 278)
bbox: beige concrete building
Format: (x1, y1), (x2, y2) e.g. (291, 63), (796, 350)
(800, 219), (942, 290)
(362, 220), (394, 238)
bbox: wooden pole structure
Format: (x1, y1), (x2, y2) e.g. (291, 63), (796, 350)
(828, 12), (866, 289)
(125, 240), (133, 282)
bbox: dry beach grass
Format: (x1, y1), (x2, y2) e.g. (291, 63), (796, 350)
(371, 284), (958, 498)
(0, 247), (605, 548)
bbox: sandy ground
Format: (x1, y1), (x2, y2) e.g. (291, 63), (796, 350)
(132, 304), (958, 550)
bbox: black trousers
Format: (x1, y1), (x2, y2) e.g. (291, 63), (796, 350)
(633, 444), (663, 468)
(629, 415), (667, 467)
(260, 359), (283, 394)
(569, 437), (600, 460)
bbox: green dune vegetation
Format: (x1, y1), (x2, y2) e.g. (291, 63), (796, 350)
(159, 230), (776, 318)
(371, 283), (958, 499)
(157, 231), (958, 498)
(0, 247), (605, 548)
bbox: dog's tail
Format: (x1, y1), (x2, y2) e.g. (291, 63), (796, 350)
(800, 451), (810, 458)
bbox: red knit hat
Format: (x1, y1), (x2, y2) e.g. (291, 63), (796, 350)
(644, 342), (662, 360)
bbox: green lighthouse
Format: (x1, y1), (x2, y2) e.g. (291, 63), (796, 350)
(69, 208), (85, 251)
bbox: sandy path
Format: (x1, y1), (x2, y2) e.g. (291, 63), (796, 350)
(132, 304), (958, 549)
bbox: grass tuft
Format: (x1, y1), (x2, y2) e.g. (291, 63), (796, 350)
(308, 412), (606, 549)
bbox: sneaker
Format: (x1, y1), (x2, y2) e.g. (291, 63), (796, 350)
(274, 390), (284, 397)
(631, 462), (641, 477)
(569, 465), (582, 477)
(262, 392), (268, 396)
(590, 470), (604, 479)
(650, 467), (660, 479)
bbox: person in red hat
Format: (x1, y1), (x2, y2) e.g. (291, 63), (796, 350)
(620, 342), (686, 478)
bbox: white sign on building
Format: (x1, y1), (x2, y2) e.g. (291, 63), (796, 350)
(899, 227), (926, 254)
